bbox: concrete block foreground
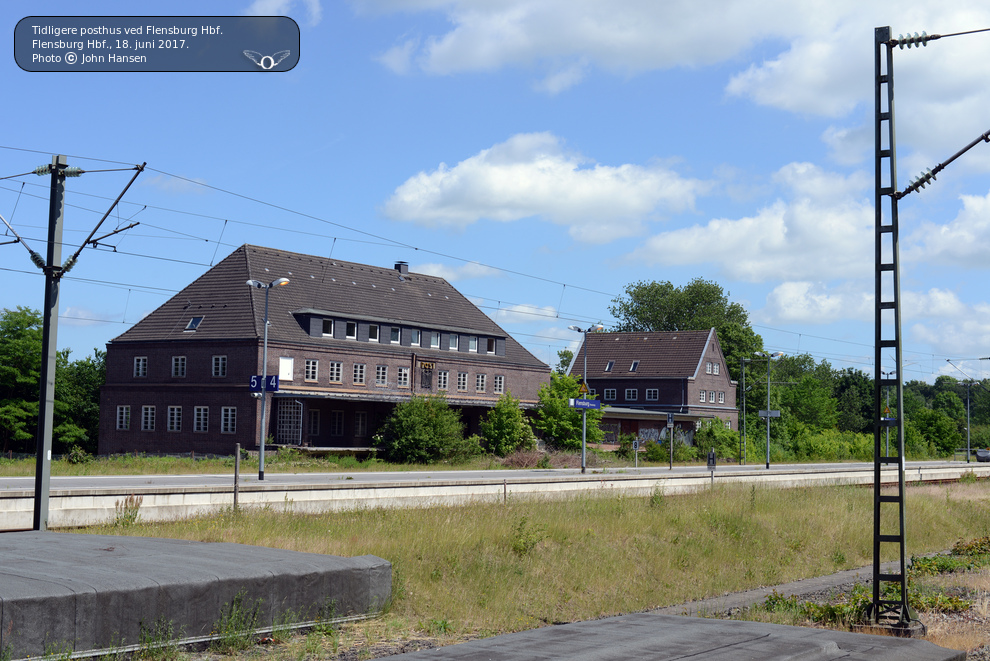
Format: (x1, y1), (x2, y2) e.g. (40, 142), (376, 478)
(0, 531), (391, 660)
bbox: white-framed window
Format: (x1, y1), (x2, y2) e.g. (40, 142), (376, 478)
(134, 356), (147, 378)
(604, 388), (616, 401)
(308, 409), (320, 436)
(279, 357), (294, 381)
(322, 318), (333, 336)
(625, 389), (637, 401)
(438, 370), (449, 391)
(194, 406), (208, 433)
(305, 359), (319, 382)
(167, 406), (181, 432)
(116, 405), (130, 431)
(486, 338), (496, 354)
(449, 334), (459, 350)
(221, 407), (236, 434)
(141, 405), (155, 431)
(411, 329), (421, 346)
(171, 356), (186, 378)
(718, 391), (725, 404)
(376, 365), (388, 386)
(355, 411), (368, 437)
(430, 331), (440, 349)
(476, 373), (486, 392)
(709, 391), (716, 403)
(328, 361), (342, 383)
(390, 327), (400, 344)
(646, 388), (659, 401)
(212, 355), (227, 378)
(330, 410), (344, 436)
(629, 360), (639, 372)
(493, 375), (504, 394)
(724, 420), (731, 429)
(368, 324), (379, 341)
(699, 390), (706, 403)
(353, 363), (366, 385)
(604, 361), (614, 372)
(713, 363), (720, 375)
(706, 362), (712, 374)
(469, 336), (478, 352)
(397, 367), (410, 388)
(346, 322), (357, 339)
(457, 372), (468, 391)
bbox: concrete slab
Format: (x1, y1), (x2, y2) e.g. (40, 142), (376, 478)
(379, 613), (964, 661)
(0, 531), (390, 660)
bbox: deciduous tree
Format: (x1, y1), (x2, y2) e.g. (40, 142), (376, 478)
(608, 278), (762, 381)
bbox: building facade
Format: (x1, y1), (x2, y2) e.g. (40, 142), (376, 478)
(569, 329), (738, 443)
(99, 245), (549, 455)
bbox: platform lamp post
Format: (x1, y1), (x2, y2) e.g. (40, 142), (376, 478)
(756, 351), (783, 469)
(568, 324), (604, 474)
(246, 277), (289, 480)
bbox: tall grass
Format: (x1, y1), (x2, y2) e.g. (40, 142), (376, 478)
(79, 480), (990, 638)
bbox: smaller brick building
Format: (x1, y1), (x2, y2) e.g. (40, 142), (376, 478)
(568, 329), (738, 442)
(99, 245), (549, 455)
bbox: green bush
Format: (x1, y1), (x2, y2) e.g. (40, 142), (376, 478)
(693, 419), (738, 460)
(615, 433), (637, 460)
(532, 373), (604, 450)
(376, 395), (478, 464)
(643, 439), (667, 462)
(479, 392), (536, 457)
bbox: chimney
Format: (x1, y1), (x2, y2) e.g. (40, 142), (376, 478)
(395, 261), (409, 275)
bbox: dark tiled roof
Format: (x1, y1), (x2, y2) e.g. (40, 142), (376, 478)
(578, 330), (715, 379)
(110, 244), (546, 369)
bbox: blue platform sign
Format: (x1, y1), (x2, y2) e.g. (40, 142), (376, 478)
(568, 398), (600, 410)
(249, 375), (279, 392)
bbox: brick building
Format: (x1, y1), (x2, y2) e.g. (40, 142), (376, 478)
(568, 330), (738, 442)
(99, 245), (549, 455)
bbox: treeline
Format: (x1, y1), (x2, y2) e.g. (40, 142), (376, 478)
(0, 307), (104, 455)
(732, 353), (990, 462)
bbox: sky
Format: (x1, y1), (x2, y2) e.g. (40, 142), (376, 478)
(3, 0), (990, 384)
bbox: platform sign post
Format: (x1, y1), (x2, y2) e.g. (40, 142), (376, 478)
(667, 413), (675, 470)
(569, 398), (600, 474)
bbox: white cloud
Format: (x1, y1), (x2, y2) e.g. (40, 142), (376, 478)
(491, 303), (560, 325)
(358, 1), (990, 172)
(904, 189), (990, 268)
(245, 0), (322, 25)
(383, 132), (709, 243)
(624, 162), (873, 281)
(909, 300), (990, 357)
(760, 282), (872, 325)
(412, 261), (501, 282)
(376, 38), (419, 74)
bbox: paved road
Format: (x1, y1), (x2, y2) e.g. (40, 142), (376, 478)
(0, 459), (962, 492)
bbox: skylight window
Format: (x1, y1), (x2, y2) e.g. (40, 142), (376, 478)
(604, 361), (614, 372)
(629, 360), (639, 372)
(184, 316), (204, 331)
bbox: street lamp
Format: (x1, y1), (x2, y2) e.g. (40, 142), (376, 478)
(246, 276), (289, 480)
(756, 351), (783, 469)
(568, 324), (604, 474)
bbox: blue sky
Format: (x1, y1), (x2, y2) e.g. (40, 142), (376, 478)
(3, 0), (990, 383)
